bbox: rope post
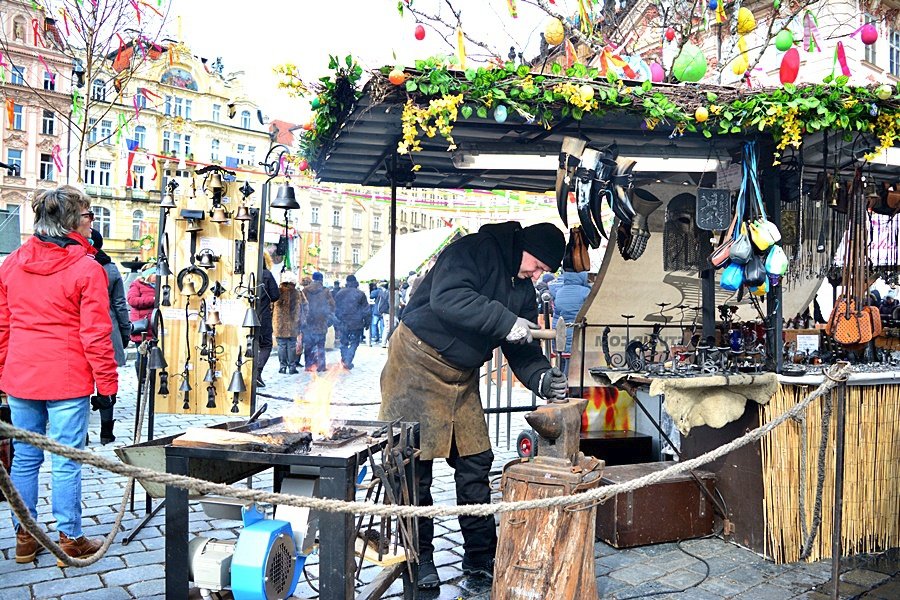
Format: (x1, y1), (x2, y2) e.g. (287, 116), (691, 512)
(830, 375), (848, 599)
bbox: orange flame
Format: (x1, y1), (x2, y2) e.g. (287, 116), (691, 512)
(581, 386), (634, 432)
(282, 370), (343, 437)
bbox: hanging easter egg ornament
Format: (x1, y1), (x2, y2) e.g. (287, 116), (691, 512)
(414, 24), (426, 41)
(545, 18), (565, 46)
(388, 69), (407, 85)
(708, 0), (717, 10)
(665, 27), (676, 42)
(650, 62), (665, 83)
(875, 84), (893, 100)
(861, 23), (878, 46)
(672, 43), (707, 82)
(734, 7), (756, 79)
(297, 159), (309, 171)
(780, 47), (800, 84)
(578, 84), (594, 102)
(695, 106), (709, 123)
(775, 29), (793, 52)
(493, 104), (508, 123)
(311, 97), (321, 109)
(736, 7), (756, 35)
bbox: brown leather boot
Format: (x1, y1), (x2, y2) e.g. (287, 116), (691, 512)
(57, 532), (102, 567)
(15, 527), (43, 563)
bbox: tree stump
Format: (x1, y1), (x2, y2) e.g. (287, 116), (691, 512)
(493, 455), (604, 600)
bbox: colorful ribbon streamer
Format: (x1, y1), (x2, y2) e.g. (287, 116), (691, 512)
(129, 0), (141, 25)
(51, 144), (64, 174)
(833, 41), (851, 77)
(6, 99), (14, 129)
(456, 26), (466, 69)
(132, 95), (141, 121)
(31, 18), (46, 48)
(803, 11), (821, 52)
(139, 0), (164, 18)
(0, 53), (7, 84)
(506, 0), (517, 18)
(71, 89), (83, 124)
(38, 55), (55, 85)
(597, 46), (637, 79)
(116, 113), (130, 144)
(126, 139), (138, 187)
(115, 33), (126, 64)
(148, 154), (158, 181)
(715, 2), (726, 24)
(59, 8), (70, 36)
(576, 0), (591, 34)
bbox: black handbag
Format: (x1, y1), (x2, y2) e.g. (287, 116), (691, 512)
(743, 254), (767, 287)
(130, 318), (150, 336)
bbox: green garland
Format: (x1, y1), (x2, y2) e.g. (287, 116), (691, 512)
(297, 55), (900, 168)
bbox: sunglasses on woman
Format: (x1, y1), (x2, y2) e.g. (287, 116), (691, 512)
(80, 211), (95, 221)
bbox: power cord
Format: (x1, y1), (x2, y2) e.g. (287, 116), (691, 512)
(613, 535), (713, 599)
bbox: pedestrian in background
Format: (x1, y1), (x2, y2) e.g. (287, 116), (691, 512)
(552, 270), (591, 375)
(301, 272), (334, 372)
(369, 281), (387, 346)
(90, 228), (130, 444)
(127, 262), (157, 385)
(333, 274), (370, 370)
(0, 185), (117, 564)
(254, 251), (280, 388)
(273, 271), (302, 375)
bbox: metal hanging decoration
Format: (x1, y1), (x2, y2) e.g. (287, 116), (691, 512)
(227, 348), (248, 413)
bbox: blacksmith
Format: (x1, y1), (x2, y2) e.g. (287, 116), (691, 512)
(379, 221), (568, 589)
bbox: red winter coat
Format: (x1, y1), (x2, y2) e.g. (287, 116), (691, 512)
(0, 233), (118, 399)
(127, 278), (156, 343)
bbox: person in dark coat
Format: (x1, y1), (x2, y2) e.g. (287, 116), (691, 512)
(90, 228), (130, 444)
(552, 270), (591, 375)
(333, 274), (370, 369)
(127, 263), (156, 385)
(379, 221), (567, 589)
(301, 272), (335, 372)
(254, 252), (281, 387)
(369, 282), (388, 345)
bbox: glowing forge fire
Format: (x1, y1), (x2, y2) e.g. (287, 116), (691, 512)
(282, 372), (342, 438)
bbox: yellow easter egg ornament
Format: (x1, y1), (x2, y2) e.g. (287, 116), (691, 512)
(695, 106), (709, 123)
(737, 7), (756, 35)
(875, 84), (893, 100)
(579, 84), (594, 102)
(732, 54), (749, 76)
(545, 19), (565, 46)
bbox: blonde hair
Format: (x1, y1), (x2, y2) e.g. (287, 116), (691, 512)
(263, 250), (273, 269)
(32, 185), (90, 237)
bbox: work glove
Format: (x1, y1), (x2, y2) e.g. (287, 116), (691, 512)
(90, 394), (117, 411)
(539, 368), (568, 400)
(505, 317), (539, 344)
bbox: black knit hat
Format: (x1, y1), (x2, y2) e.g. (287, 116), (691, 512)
(518, 223), (565, 272)
(89, 227), (103, 249)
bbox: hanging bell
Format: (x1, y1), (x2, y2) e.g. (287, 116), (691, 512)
(206, 309), (221, 327)
(184, 218), (203, 233)
(196, 249), (218, 269)
(208, 172), (224, 191)
(159, 190), (177, 209)
(157, 370), (170, 395)
(242, 307), (261, 328)
(230, 394), (240, 413)
(209, 206), (229, 223)
(148, 345), (167, 370)
(234, 205), (252, 221)
(270, 182), (300, 210)
(227, 369), (246, 394)
(206, 385), (217, 409)
(203, 366), (216, 383)
(180, 279), (198, 297)
(179, 377), (192, 392)
(239, 180), (255, 198)
(158, 258), (172, 277)
(183, 394), (190, 411)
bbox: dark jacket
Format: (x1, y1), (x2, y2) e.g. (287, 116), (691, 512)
(334, 283), (370, 332)
(301, 281), (334, 336)
(0, 233), (118, 399)
(401, 221), (549, 392)
(552, 271), (591, 352)
(102, 261), (131, 366)
(256, 268), (281, 333)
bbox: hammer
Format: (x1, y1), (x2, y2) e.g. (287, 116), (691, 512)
(531, 316), (567, 370)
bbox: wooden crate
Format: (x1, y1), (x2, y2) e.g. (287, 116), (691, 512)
(596, 462), (716, 548)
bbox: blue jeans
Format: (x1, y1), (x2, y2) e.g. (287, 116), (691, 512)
(8, 395), (90, 538)
(339, 328), (363, 367)
(303, 332), (327, 372)
(370, 313), (384, 344)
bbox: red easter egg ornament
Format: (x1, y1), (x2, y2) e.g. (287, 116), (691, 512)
(665, 27), (676, 42)
(780, 47), (800, 84)
(861, 23), (878, 46)
(414, 24), (426, 41)
(297, 159), (309, 171)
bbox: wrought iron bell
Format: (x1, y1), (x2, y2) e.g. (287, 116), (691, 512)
(196, 249), (218, 269)
(208, 172), (224, 191)
(206, 385), (217, 409)
(270, 182), (300, 210)
(157, 370), (170, 395)
(148, 346), (167, 370)
(203, 366), (216, 383)
(180, 279), (198, 297)
(242, 307), (261, 328)
(209, 206), (229, 223)
(234, 205), (252, 221)
(179, 377), (192, 392)
(184, 218), (203, 233)
(157, 258), (172, 277)
(227, 369), (246, 394)
(206, 309), (222, 327)
(159, 190), (177, 209)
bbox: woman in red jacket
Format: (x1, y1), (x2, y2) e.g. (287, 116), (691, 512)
(0, 185), (117, 565)
(127, 264), (156, 384)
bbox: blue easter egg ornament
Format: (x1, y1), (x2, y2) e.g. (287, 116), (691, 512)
(493, 105), (508, 123)
(708, 0), (717, 10)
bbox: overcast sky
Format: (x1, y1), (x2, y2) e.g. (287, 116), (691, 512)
(169, 0), (556, 123)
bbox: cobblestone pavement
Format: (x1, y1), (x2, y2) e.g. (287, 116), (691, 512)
(1, 340), (898, 599)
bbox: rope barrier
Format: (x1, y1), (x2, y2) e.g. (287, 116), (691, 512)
(0, 363), (850, 522)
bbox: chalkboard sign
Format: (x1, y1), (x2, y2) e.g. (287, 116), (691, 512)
(696, 188), (732, 231)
